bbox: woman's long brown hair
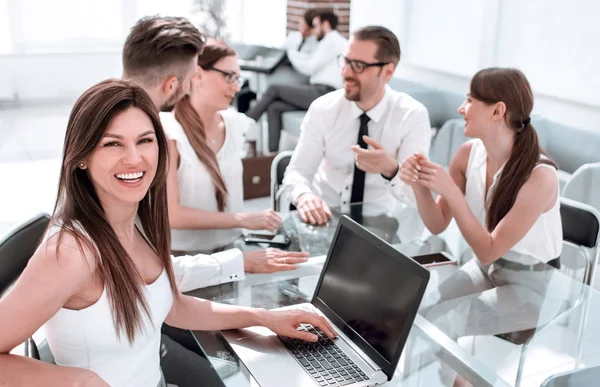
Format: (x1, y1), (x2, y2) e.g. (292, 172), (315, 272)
(173, 44), (237, 211)
(470, 68), (557, 231)
(53, 79), (179, 344)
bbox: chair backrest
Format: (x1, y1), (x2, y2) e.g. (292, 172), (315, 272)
(560, 197), (600, 286)
(533, 117), (600, 174)
(0, 213), (50, 296)
(429, 118), (469, 166)
(561, 198), (599, 249)
(270, 150), (294, 211)
(541, 364), (600, 386)
(563, 162), (600, 213)
(387, 78), (464, 129)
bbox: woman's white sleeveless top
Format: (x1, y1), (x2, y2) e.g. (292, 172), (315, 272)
(463, 139), (562, 263)
(161, 109), (251, 252)
(42, 222), (174, 387)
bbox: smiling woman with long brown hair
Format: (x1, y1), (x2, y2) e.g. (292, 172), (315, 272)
(0, 79), (335, 387)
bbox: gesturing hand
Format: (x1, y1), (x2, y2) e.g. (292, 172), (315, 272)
(296, 193), (332, 225)
(351, 136), (399, 179)
(263, 309), (337, 342)
(243, 248), (309, 273)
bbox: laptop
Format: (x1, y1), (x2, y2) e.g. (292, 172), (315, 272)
(222, 216), (430, 387)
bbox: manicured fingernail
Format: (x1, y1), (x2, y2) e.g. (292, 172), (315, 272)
(416, 165), (421, 171)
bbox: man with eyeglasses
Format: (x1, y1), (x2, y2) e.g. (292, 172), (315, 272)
(246, 9), (347, 152)
(282, 26), (431, 225)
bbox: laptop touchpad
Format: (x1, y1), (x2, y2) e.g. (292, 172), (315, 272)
(223, 328), (316, 387)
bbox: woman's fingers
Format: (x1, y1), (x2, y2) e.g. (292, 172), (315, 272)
(287, 329), (318, 342)
(399, 168), (419, 183)
(304, 314), (337, 339)
(418, 166), (438, 175)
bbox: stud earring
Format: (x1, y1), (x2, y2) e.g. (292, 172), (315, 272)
(79, 163), (86, 169)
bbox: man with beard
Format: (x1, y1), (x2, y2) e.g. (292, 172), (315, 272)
(246, 9), (347, 152)
(123, 18), (293, 295)
(122, 16), (204, 113)
(282, 26), (431, 225)
(121, 17), (266, 387)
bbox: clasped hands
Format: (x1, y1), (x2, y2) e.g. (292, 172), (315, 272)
(399, 153), (459, 198)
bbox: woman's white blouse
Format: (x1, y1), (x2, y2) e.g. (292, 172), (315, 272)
(162, 109), (252, 252)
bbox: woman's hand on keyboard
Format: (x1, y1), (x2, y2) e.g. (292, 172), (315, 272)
(262, 309), (337, 342)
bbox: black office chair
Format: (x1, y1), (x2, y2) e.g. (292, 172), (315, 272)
(270, 150), (294, 211)
(0, 213), (51, 297)
(559, 197), (600, 286)
(0, 213), (51, 360)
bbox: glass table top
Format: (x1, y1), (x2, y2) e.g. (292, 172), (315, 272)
(187, 274), (510, 387)
(185, 202), (600, 387)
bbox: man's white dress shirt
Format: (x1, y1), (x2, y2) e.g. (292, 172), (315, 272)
(287, 30), (347, 89)
(283, 85), (431, 211)
(283, 31), (318, 54)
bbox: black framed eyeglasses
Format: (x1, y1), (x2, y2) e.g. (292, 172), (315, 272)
(337, 55), (390, 74)
(202, 66), (244, 85)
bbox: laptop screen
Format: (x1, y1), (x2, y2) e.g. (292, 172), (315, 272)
(313, 217), (429, 377)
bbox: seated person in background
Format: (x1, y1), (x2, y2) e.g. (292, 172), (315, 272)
(123, 17), (306, 292)
(0, 79), (335, 387)
(162, 41), (309, 281)
(401, 68), (562, 350)
(246, 9), (347, 152)
(282, 26), (431, 225)
(283, 8), (318, 53)
(236, 9), (318, 113)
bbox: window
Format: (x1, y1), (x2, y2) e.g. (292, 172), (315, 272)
(404, 0), (487, 76)
(495, 0), (600, 106)
(12, 0), (123, 53)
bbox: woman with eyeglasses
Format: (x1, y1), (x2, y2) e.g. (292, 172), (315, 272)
(163, 41), (309, 280)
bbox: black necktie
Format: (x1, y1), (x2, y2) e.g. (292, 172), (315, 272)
(297, 39), (305, 51)
(350, 113), (370, 204)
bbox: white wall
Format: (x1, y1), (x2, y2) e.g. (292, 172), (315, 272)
(0, 0), (286, 103)
(350, 0), (600, 130)
(0, 53), (122, 101)
(227, 0), (286, 47)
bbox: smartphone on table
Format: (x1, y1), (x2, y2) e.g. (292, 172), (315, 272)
(244, 233), (290, 248)
(412, 251), (456, 268)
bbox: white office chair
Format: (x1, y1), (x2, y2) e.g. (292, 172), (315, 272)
(429, 118), (469, 167)
(563, 162), (600, 213)
(270, 150), (294, 211)
(541, 364), (600, 386)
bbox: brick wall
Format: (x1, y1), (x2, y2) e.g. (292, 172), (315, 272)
(287, 0), (351, 38)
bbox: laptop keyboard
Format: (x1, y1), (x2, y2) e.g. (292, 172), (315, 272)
(279, 324), (370, 386)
